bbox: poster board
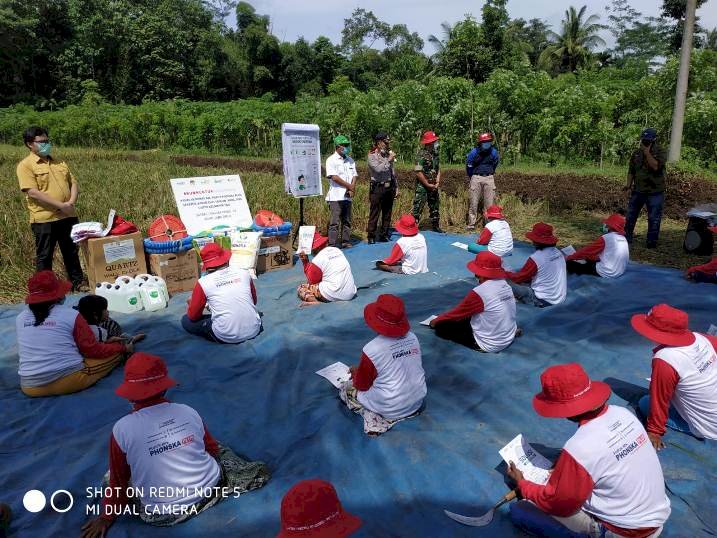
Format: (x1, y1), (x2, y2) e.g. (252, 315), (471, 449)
(297, 225), (316, 255)
(281, 123), (322, 198)
(170, 175), (253, 236)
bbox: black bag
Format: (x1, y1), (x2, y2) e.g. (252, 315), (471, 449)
(684, 217), (714, 255)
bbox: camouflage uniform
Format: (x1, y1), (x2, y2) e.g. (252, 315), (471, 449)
(412, 146), (440, 228)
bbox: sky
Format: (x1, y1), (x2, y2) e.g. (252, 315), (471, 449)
(231, 0), (717, 51)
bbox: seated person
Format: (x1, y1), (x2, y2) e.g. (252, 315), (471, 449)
(76, 294), (145, 344)
(566, 214), (629, 278)
(631, 304), (717, 446)
(508, 363), (671, 538)
(81, 353), (270, 537)
(278, 479), (362, 537)
(505, 222), (566, 307)
(376, 215), (428, 274)
(430, 251), (518, 352)
(339, 294), (427, 435)
(16, 271), (131, 397)
(468, 205), (513, 256)
(686, 257), (717, 284)
(182, 243), (261, 344)
(298, 232), (357, 303)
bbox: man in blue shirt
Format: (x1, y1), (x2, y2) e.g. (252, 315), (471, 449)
(466, 132), (500, 230)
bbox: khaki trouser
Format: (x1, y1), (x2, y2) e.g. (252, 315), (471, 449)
(468, 174), (495, 227)
(21, 354), (124, 397)
(553, 509), (662, 538)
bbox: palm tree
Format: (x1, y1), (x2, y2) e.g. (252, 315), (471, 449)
(427, 22), (455, 55)
(539, 6), (606, 72)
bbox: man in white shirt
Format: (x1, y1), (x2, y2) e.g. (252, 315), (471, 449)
(325, 135), (358, 249)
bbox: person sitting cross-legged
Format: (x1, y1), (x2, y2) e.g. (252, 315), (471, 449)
(631, 304), (717, 448)
(298, 231), (357, 303)
(80, 353), (270, 537)
(566, 214), (629, 278)
(508, 363), (671, 538)
(339, 294), (427, 436)
(467, 205), (513, 257)
(375, 214), (428, 275)
(430, 251), (518, 353)
(686, 256), (717, 284)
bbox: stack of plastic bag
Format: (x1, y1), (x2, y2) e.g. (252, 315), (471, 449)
(70, 222), (106, 243)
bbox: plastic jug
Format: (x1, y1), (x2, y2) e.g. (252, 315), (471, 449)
(134, 274), (169, 303)
(95, 282), (127, 313)
(98, 276), (143, 314)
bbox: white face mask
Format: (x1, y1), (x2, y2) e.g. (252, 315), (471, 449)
(433, 141), (440, 151)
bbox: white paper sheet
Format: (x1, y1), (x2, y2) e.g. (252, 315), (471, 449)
(315, 362), (351, 389)
(451, 242), (469, 250)
(297, 226), (316, 255)
(561, 245), (576, 256)
(499, 434), (552, 485)
(708, 324), (717, 336)
(102, 209), (116, 236)
(420, 315), (437, 326)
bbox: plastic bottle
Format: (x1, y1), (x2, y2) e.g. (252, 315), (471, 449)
(134, 274), (169, 304)
(107, 276), (144, 314)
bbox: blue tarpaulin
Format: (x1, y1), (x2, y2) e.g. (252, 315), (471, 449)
(1, 232), (715, 537)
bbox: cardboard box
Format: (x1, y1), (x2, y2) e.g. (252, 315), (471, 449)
(147, 250), (200, 296)
(256, 234), (293, 274)
(81, 232), (147, 288)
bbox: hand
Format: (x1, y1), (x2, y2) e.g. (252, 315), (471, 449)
(394, 190), (399, 199)
(57, 201), (74, 215)
(298, 252), (308, 262)
(81, 517), (113, 538)
(106, 336), (124, 344)
(507, 461), (525, 483)
(131, 333), (146, 344)
(124, 342), (135, 355)
(429, 319), (437, 329)
(388, 150), (396, 161)
(648, 432), (665, 451)
(685, 271), (694, 280)
(349, 366), (356, 379)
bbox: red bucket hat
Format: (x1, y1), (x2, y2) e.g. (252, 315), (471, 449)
(394, 214), (418, 236)
(115, 353), (178, 401)
(467, 251), (507, 279)
(533, 363), (612, 418)
(312, 231), (329, 253)
(602, 214), (626, 235)
(631, 304), (696, 347)
(278, 479), (362, 538)
(420, 131), (439, 145)
(478, 132), (493, 142)
(364, 294), (410, 338)
(484, 205), (505, 220)
(25, 271), (72, 304)
(200, 242), (232, 269)
(525, 222), (558, 245)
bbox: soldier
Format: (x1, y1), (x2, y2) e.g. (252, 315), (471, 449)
(412, 131), (445, 234)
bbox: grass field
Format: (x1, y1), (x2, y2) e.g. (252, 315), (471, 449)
(0, 144), (710, 303)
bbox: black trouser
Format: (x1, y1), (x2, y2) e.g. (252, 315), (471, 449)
(367, 183), (396, 240)
(566, 260), (599, 276)
(31, 216), (84, 286)
(433, 319), (483, 351)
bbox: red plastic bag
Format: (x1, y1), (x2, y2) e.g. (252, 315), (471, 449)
(255, 210), (284, 228)
(109, 215), (139, 235)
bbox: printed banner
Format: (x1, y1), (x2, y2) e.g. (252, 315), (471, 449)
(281, 123), (322, 198)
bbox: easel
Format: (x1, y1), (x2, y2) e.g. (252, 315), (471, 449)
(292, 197), (306, 246)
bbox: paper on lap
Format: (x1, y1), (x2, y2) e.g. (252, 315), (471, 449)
(708, 324), (717, 336)
(297, 226), (316, 255)
(420, 315), (437, 326)
(561, 245), (576, 256)
(499, 434), (552, 485)
(451, 242), (469, 250)
(316, 362), (351, 389)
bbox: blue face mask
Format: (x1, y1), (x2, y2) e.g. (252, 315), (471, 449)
(600, 224), (609, 234)
(35, 141), (52, 157)
(481, 142), (492, 150)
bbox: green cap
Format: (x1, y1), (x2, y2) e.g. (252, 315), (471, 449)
(333, 135), (350, 146)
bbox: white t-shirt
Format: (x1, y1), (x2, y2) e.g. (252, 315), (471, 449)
(16, 305), (84, 383)
(596, 232), (629, 278)
(325, 152), (357, 202)
(565, 405), (671, 530)
(198, 266), (261, 344)
(655, 333), (717, 440)
(113, 402), (221, 511)
(397, 234), (429, 275)
(471, 279), (517, 352)
(529, 247), (567, 305)
(357, 332), (427, 420)
(485, 219), (513, 257)
(312, 247), (357, 302)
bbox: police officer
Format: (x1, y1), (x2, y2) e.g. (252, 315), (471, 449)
(412, 131), (444, 234)
(366, 132), (398, 244)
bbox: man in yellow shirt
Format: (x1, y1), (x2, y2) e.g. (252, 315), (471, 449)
(17, 126), (85, 290)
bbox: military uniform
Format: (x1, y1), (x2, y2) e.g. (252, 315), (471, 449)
(412, 147), (441, 230)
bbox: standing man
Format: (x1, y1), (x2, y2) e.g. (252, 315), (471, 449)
(413, 131), (444, 234)
(623, 128), (667, 248)
(17, 126), (85, 291)
(325, 135), (358, 249)
(366, 132), (398, 244)
(465, 132), (500, 230)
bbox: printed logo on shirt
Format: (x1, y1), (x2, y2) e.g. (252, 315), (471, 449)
(696, 350), (716, 374)
(613, 432), (647, 462)
(24, 320), (57, 327)
(216, 277), (243, 288)
(392, 347), (420, 360)
(148, 434), (195, 457)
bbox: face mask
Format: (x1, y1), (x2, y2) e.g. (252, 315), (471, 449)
(343, 145), (351, 157)
(35, 141), (52, 157)
(600, 224), (609, 234)
(641, 139), (652, 147)
(481, 142), (492, 150)
(433, 141), (440, 151)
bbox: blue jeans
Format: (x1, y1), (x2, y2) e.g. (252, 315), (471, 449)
(181, 314), (221, 343)
(625, 191), (664, 245)
(637, 395), (692, 434)
(693, 271), (717, 284)
(510, 501), (599, 537)
(508, 281), (551, 307)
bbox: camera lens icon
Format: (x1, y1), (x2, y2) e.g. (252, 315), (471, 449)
(23, 490), (74, 513)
